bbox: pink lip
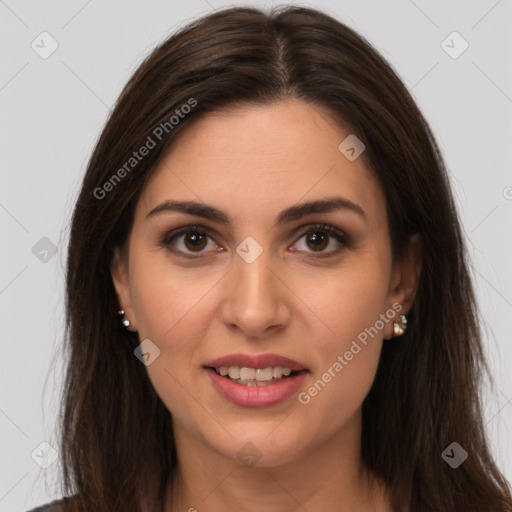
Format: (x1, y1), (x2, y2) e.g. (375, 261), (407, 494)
(204, 353), (308, 372)
(205, 367), (308, 407)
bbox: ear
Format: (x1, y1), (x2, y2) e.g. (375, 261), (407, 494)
(110, 245), (138, 332)
(384, 233), (422, 338)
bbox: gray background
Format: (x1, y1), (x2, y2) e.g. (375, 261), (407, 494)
(1, 0), (511, 510)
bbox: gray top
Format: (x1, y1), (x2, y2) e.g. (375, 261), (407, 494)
(26, 497), (70, 512)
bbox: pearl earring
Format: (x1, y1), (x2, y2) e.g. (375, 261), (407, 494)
(118, 309), (131, 329)
(393, 314), (408, 337)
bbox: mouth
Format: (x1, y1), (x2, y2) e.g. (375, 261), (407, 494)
(202, 353), (310, 407)
(205, 365), (307, 386)
(203, 352), (309, 386)
(204, 366), (309, 407)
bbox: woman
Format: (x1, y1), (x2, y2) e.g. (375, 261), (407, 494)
(29, 5), (512, 512)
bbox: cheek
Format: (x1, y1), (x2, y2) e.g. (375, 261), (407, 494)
(296, 250), (390, 358)
(128, 257), (214, 424)
(130, 248), (216, 341)
(296, 279), (387, 437)
(295, 251), (389, 415)
(297, 343), (381, 446)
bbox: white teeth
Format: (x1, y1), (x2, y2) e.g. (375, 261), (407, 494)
(228, 366), (240, 380)
(255, 368), (273, 381)
(240, 367), (256, 380)
(215, 365), (296, 382)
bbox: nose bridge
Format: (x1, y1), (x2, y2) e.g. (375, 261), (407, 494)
(236, 246), (274, 301)
(220, 241), (288, 336)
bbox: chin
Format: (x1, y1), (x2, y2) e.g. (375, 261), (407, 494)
(209, 427), (308, 468)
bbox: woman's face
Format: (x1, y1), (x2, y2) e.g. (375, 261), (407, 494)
(112, 98), (418, 467)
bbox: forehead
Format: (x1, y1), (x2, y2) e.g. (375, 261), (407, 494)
(136, 98), (385, 228)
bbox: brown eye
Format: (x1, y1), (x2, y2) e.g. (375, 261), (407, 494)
(160, 223), (349, 259)
(292, 223), (349, 256)
(182, 232), (208, 252)
(305, 231), (329, 252)
(160, 226), (217, 257)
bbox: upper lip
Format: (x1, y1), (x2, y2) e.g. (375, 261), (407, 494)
(204, 353), (308, 372)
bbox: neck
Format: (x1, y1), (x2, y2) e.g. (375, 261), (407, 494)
(165, 409), (390, 512)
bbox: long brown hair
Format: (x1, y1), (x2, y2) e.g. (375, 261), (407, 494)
(57, 5), (512, 511)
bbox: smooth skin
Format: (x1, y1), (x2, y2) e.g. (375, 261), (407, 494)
(111, 98), (421, 512)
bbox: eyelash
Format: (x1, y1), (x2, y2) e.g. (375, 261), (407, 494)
(158, 223), (351, 259)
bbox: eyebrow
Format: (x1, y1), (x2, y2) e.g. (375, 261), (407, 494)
(146, 197), (366, 225)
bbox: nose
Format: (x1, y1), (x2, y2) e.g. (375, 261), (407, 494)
(219, 247), (291, 339)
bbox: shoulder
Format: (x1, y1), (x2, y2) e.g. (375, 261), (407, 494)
(25, 496), (73, 512)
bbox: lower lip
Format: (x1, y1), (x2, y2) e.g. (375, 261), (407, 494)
(205, 368), (308, 408)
